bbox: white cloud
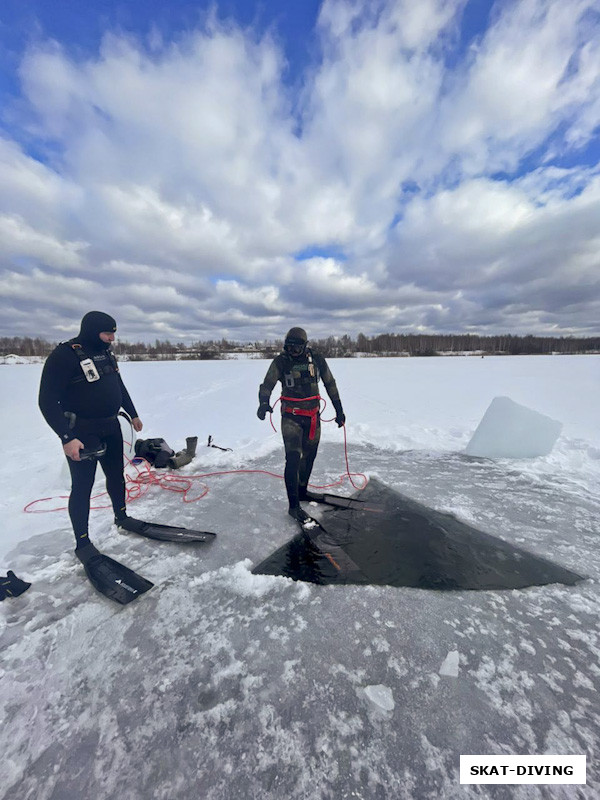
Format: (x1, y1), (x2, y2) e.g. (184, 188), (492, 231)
(0, 0), (598, 339)
(0, 214), (85, 269)
(215, 280), (283, 313)
(387, 169), (600, 333)
(440, 0), (599, 173)
(0, 267), (98, 306)
(286, 258), (381, 309)
(0, 138), (81, 229)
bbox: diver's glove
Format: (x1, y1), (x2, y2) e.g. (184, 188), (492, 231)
(0, 571), (32, 600)
(257, 402), (273, 421)
(333, 403), (346, 427)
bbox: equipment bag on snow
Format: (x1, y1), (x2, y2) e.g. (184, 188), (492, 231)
(134, 438), (175, 468)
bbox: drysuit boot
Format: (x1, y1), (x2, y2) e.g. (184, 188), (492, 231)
(75, 542), (101, 566)
(114, 515), (148, 534)
(288, 506), (313, 525)
(168, 435), (199, 468)
(185, 437), (198, 457)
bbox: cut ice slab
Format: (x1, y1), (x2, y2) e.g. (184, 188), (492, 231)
(465, 396), (562, 459)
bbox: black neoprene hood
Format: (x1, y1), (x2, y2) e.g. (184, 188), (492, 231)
(285, 327), (307, 344)
(78, 311), (117, 349)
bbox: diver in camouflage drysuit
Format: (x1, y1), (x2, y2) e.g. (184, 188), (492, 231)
(257, 327), (345, 523)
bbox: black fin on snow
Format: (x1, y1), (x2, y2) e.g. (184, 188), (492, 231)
(301, 489), (375, 510)
(75, 543), (154, 605)
(116, 517), (217, 543)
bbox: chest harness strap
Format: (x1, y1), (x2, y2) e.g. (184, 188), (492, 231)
(69, 343), (119, 384)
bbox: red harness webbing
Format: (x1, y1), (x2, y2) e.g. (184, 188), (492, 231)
(281, 394), (321, 441)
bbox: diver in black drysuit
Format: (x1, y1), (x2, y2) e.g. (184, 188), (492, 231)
(257, 327), (345, 524)
(39, 311), (143, 550)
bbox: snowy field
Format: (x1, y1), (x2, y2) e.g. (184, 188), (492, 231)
(1, 355), (599, 799)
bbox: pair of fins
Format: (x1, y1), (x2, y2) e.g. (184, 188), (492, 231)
(76, 517), (217, 605)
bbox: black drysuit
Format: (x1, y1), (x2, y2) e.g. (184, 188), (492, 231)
(258, 349), (343, 508)
(39, 334), (138, 544)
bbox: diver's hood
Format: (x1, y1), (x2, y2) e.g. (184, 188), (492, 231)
(77, 311), (116, 351)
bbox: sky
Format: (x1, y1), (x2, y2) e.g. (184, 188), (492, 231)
(0, 0), (599, 344)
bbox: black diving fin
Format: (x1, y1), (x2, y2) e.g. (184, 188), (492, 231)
(116, 516), (217, 543)
(75, 543), (154, 605)
(301, 489), (372, 510)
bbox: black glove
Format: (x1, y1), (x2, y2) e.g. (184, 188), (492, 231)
(335, 409), (346, 427)
(0, 571), (32, 600)
(257, 402), (273, 421)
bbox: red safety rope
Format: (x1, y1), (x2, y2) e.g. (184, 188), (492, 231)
(24, 405), (367, 513)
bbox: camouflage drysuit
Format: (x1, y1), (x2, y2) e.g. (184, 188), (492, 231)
(257, 340), (345, 511)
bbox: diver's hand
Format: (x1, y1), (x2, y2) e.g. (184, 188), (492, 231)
(132, 417), (143, 432)
(64, 439), (84, 461)
(335, 411), (346, 428)
(257, 403), (273, 421)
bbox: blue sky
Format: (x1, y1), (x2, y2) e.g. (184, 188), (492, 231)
(0, 0), (599, 342)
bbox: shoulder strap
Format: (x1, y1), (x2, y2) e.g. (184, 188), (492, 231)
(308, 349), (321, 382)
(70, 342), (88, 363)
(108, 349), (119, 373)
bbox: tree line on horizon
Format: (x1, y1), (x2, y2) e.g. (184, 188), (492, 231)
(1, 332), (599, 359)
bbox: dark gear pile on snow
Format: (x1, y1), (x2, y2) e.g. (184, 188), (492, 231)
(134, 438), (175, 468)
(134, 436), (198, 469)
(0, 571), (32, 601)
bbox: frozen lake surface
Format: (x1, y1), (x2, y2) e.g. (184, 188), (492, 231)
(1, 355), (598, 798)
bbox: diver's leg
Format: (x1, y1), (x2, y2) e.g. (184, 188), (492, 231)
(98, 421), (127, 521)
(282, 416), (303, 511)
(67, 456), (97, 547)
(299, 421), (321, 500)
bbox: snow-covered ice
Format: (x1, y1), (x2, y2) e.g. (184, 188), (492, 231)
(1, 355), (599, 799)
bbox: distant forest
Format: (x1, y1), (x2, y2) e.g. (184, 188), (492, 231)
(1, 332), (599, 359)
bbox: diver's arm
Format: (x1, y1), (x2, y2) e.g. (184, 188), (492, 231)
(118, 373), (139, 419)
(318, 355), (345, 426)
(38, 347), (78, 444)
(257, 358), (281, 418)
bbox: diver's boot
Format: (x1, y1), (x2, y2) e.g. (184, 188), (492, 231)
(168, 451), (192, 469)
(288, 506), (313, 525)
(115, 515), (148, 534)
(75, 541), (101, 566)
(168, 436), (198, 468)
(185, 437), (198, 457)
